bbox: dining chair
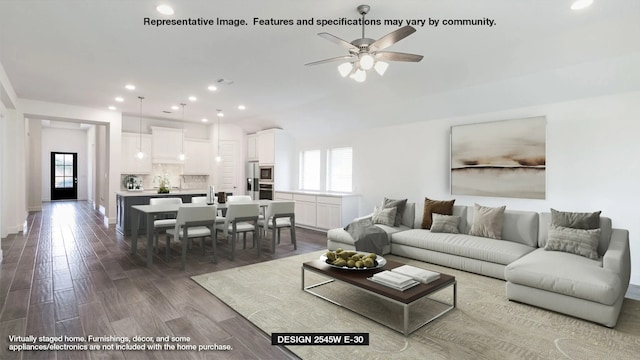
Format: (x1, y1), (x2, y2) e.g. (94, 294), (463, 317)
(191, 196), (207, 204)
(258, 201), (297, 253)
(215, 203), (261, 260)
(227, 195), (252, 203)
(149, 197), (183, 252)
(165, 205), (218, 270)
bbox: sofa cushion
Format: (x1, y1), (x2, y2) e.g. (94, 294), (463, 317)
(420, 197), (455, 229)
(505, 248), (621, 306)
(372, 206), (396, 226)
(545, 225), (600, 259)
(401, 203), (416, 228)
(464, 207), (538, 247)
(383, 198), (407, 227)
(469, 204), (506, 240)
(329, 224), (411, 247)
(539, 212), (612, 256)
(551, 208), (601, 229)
(391, 229), (534, 265)
(430, 214), (460, 234)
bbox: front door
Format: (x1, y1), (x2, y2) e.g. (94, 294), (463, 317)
(51, 152), (78, 200)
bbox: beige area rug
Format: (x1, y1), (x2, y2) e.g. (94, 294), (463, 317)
(192, 251), (640, 360)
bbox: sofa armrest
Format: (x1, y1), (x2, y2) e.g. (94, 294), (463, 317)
(603, 229), (631, 286)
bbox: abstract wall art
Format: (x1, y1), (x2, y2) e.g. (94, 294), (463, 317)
(450, 116), (546, 199)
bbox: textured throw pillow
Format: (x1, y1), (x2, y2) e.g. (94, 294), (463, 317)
(371, 206), (397, 226)
(430, 214), (460, 234)
(421, 197), (455, 229)
(383, 198), (407, 227)
(551, 208), (601, 230)
(545, 225), (601, 259)
(469, 204), (506, 240)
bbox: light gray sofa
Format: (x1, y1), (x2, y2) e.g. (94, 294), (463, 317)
(326, 204), (631, 327)
(505, 212), (630, 327)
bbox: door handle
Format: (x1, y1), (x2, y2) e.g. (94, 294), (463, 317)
(74, 177), (78, 184)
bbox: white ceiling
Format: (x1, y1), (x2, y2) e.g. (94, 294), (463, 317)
(1, 0), (639, 138)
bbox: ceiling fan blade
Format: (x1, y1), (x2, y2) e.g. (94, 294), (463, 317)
(370, 25), (417, 51)
(375, 51), (424, 62)
(305, 55), (355, 66)
(318, 32), (357, 50)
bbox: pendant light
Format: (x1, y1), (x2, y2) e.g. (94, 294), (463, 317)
(178, 103), (186, 161)
(136, 96), (145, 159)
(215, 109), (223, 162)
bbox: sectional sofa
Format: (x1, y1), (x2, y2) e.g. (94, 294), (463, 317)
(327, 202), (631, 327)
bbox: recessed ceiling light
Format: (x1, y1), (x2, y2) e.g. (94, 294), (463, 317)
(207, 85), (217, 91)
(115, 96), (124, 102)
(201, 118), (208, 123)
(171, 105), (179, 110)
(571, 0), (593, 10)
(108, 106), (116, 110)
(238, 105), (246, 110)
(125, 84), (135, 90)
(188, 96), (197, 102)
(156, 4), (174, 15)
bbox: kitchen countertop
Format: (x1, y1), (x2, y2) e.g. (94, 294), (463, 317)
(115, 189), (208, 197)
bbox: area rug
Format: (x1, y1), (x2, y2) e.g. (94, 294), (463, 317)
(192, 251), (640, 360)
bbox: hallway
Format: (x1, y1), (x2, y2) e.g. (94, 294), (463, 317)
(0, 201), (327, 359)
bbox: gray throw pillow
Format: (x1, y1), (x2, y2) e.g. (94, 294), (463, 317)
(372, 206), (397, 227)
(430, 213), (460, 234)
(545, 225), (600, 259)
(469, 204), (506, 240)
(550, 208), (601, 230)
(383, 198), (407, 227)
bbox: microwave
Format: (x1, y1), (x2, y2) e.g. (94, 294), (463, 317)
(259, 166), (274, 182)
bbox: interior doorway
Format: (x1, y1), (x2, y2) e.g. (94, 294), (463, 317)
(51, 152), (78, 200)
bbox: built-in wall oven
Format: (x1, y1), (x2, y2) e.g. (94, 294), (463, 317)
(259, 166), (274, 182)
(259, 182), (274, 200)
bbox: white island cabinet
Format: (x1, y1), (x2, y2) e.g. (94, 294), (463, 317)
(274, 191), (359, 230)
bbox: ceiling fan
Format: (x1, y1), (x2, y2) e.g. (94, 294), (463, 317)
(305, 4), (423, 82)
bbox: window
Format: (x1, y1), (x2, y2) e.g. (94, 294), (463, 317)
(327, 147), (352, 192)
(299, 150), (321, 190)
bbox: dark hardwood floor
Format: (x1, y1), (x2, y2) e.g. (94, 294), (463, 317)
(0, 201), (327, 360)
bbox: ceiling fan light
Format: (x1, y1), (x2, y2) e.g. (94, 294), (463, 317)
(351, 69), (367, 82)
(374, 61), (389, 76)
(359, 54), (375, 70)
(337, 62), (353, 77)
(571, 0), (593, 10)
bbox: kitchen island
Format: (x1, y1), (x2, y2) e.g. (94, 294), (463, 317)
(115, 190), (207, 235)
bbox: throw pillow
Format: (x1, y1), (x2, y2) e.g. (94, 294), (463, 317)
(430, 213), (460, 234)
(383, 198), (407, 227)
(545, 225), (601, 259)
(371, 206), (397, 227)
(551, 208), (601, 230)
(468, 204), (506, 240)
(421, 197), (455, 229)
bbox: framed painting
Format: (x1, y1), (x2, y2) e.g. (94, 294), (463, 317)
(450, 116), (546, 199)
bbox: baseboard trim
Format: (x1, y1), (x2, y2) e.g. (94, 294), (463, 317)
(28, 206), (42, 212)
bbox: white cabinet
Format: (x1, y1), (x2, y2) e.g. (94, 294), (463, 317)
(121, 132), (152, 174)
(257, 130), (275, 165)
(246, 134), (258, 162)
(316, 196), (343, 229)
(255, 129), (294, 191)
(293, 194), (317, 227)
(281, 192), (359, 230)
(151, 126), (183, 163)
(183, 139), (211, 175)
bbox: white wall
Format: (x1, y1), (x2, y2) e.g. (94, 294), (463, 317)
(1, 107), (27, 237)
(41, 126), (89, 201)
(121, 114), (210, 140)
(295, 90), (640, 286)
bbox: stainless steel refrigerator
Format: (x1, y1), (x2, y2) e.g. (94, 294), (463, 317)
(246, 162), (260, 200)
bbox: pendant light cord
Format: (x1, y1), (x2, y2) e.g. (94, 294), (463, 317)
(138, 96), (144, 154)
(180, 103), (186, 154)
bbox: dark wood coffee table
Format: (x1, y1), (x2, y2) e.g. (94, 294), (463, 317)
(302, 258), (456, 336)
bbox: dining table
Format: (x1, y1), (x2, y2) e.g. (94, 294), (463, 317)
(130, 200), (272, 267)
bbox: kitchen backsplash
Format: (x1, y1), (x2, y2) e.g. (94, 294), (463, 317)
(120, 164), (209, 191)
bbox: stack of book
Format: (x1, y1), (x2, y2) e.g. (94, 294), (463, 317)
(391, 265), (440, 284)
(368, 271), (419, 291)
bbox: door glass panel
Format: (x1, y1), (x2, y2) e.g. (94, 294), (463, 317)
(55, 166), (64, 176)
(64, 178), (73, 188)
(55, 154), (64, 165)
(64, 166), (73, 176)
(55, 177), (65, 188)
(65, 154), (73, 164)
